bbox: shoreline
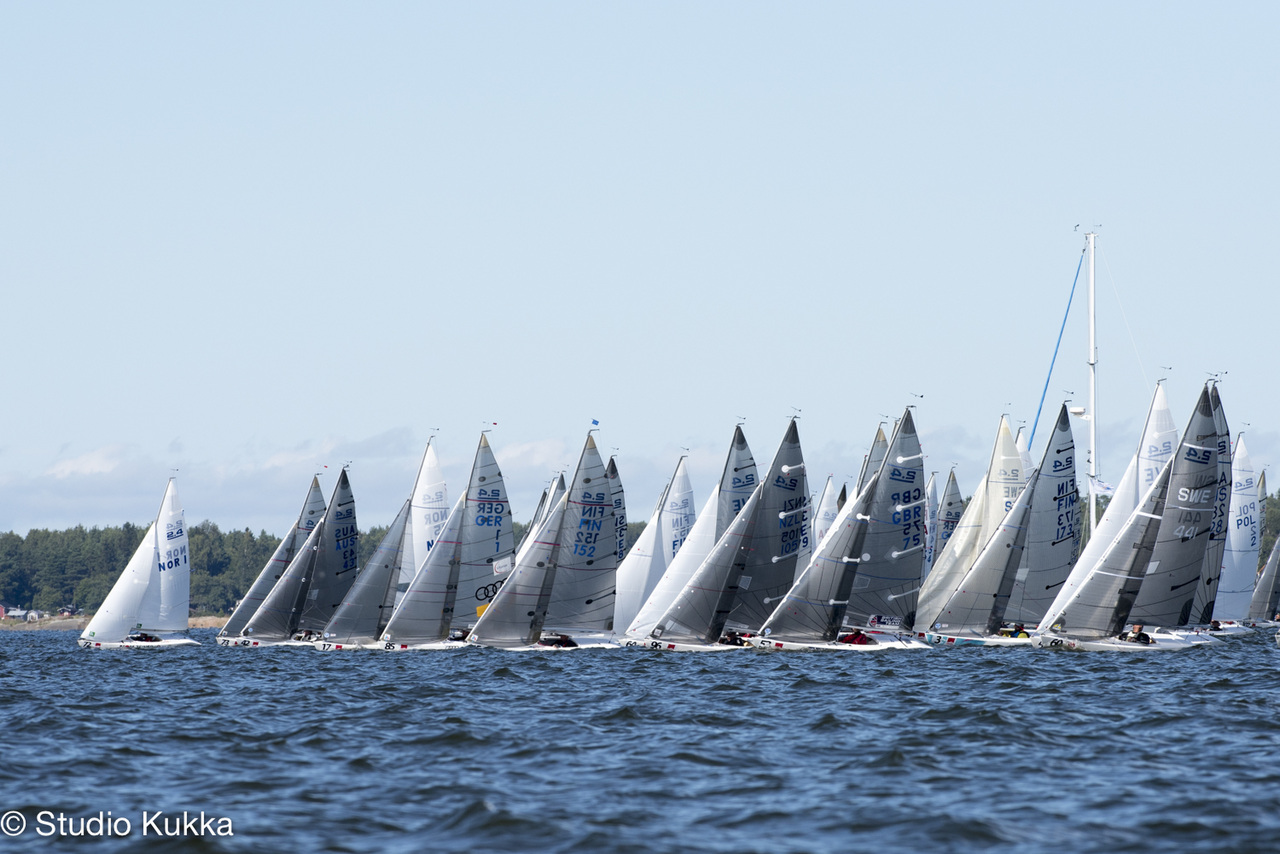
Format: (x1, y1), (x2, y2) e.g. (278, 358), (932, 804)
(0, 615), (228, 632)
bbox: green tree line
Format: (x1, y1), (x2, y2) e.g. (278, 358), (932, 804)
(0, 519), (648, 616)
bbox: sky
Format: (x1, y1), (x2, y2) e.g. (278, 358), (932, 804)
(2, 2), (1276, 536)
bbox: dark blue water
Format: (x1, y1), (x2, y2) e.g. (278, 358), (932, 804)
(2, 630), (1279, 853)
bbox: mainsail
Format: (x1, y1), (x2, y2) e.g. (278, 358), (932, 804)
(544, 434), (620, 632)
(1211, 435), (1260, 620)
(1129, 385), (1221, 627)
(613, 457), (696, 636)
(625, 425), (756, 638)
(220, 477), (326, 638)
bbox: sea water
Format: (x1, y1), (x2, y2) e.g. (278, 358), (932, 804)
(2, 629), (1279, 853)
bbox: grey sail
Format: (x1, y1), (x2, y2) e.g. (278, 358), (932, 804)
(467, 494), (568, 648)
(1004, 405), (1081, 625)
(242, 470), (358, 639)
(220, 477), (326, 638)
(844, 409), (927, 629)
(242, 525), (321, 639)
(1191, 385), (1232, 624)
(544, 434), (618, 632)
(625, 425), (757, 638)
(608, 457), (628, 567)
(759, 472), (879, 641)
(857, 425), (889, 496)
(933, 470), (963, 566)
(381, 433), (517, 642)
(1129, 386), (1221, 627)
(727, 419), (808, 629)
(648, 485), (764, 644)
(1042, 462), (1172, 639)
(929, 470), (1035, 636)
(321, 499), (411, 644)
(1247, 536), (1280, 621)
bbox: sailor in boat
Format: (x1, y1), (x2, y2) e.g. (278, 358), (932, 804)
(836, 629), (875, 645)
(1010, 624), (1030, 638)
(537, 634), (578, 648)
(126, 632), (160, 644)
(717, 631), (751, 646)
(1119, 624), (1153, 644)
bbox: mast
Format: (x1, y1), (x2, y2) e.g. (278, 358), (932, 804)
(1086, 231), (1098, 533)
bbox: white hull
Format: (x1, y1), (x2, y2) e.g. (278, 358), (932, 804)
(79, 637), (199, 650)
(1032, 632), (1194, 651)
(619, 637), (746, 652)
(923, 632), (1033, 648)
(749, 634), (930, 651)
(375, 640), (467, 651)
(214, 636), (315, 648)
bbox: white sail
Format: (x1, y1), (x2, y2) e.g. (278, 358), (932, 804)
(517, 474), (566, 562)
(80, 478), (190, 645)
(626, 426), (756, 638)
(1037, 383), (1177, 626)
(812, 476), (842, 551)
(1004, 405), (1081, 625)
(1129, 386), (1222, 627)
(613, 457), (696, 636)
(1039, 462), (1171, 640)
(641, 419), (806, 642)
(645, 486), (764, 644)
(1212, 435), (1259, 620)
(404, 440), (449, 603)
(467, 494), (568, 648)
(929, 471), (1035, 636)
(220, 477), (326, 638)
(1015, 427), (1034, 484)
(381, 433), (517, 643)
(80, 523), (159, 643)
(917, 417), (1022, 630)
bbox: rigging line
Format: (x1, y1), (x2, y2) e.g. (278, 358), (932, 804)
(1029, 247), (1086, 447)
(1100, 248), (1150, 391)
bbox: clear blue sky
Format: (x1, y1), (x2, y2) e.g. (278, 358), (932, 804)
(2, 2), (1275, 534)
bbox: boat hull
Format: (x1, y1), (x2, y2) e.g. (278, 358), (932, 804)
(78, 637), (199, 650)
(1032, 632), (1194, 651)
(214, 636), (314, 648)
(923, 632), (1033, 647)
(748, 634), (930, 651)
(619, 637), (744, 652)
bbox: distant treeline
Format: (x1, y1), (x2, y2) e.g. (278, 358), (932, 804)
(0, 519), (647, 615)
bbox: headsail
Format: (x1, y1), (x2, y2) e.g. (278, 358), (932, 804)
(613, 457), (696, 636)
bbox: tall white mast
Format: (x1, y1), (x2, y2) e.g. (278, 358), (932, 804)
(1086, 231), (1098, 533)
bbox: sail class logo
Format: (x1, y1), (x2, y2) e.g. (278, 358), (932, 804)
(18, 810), (234, 838)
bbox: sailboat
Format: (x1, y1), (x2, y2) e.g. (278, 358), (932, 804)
(1035, 386), (1222, 650)
(623, 425), (757, 641)
(811, 475), (843, 550)
(217, 477), (326, 644)
(623, 419), (808, 651)
(612, 457), (696, 637)
(467, 432), (619, 649)
(377, 433), (516, 649)
(751, 409), (929, 651)
(313, 500), (412, 650)
(231, 470), (360, 646)
(1206, 435), (1260, 624)
(921, 404), (1079, 646)
(403, 439), (450, 606)
(916, 416), (1025, 634)
(79, 478), (197, 649)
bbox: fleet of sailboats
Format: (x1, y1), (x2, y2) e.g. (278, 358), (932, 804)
(72, 235), (1277, 655)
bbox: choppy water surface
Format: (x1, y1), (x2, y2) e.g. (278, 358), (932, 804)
(2, 630), (1280, 853)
